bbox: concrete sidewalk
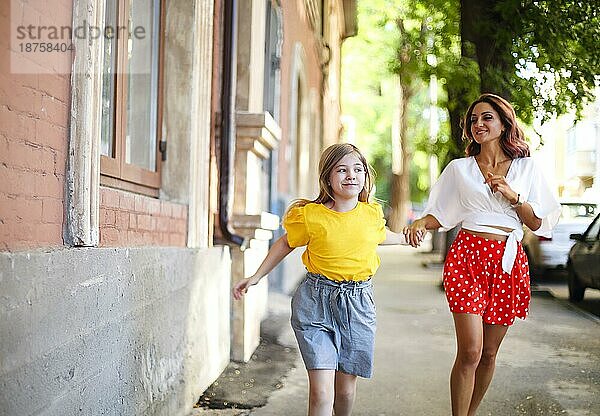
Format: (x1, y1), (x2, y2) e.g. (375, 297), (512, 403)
(193, 245), (600, 416)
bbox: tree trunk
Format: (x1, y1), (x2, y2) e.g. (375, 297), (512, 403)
(461, 0), (516, 99)
(388, 84), (412, 232)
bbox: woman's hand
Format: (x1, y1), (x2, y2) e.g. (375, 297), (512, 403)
(485, 172), (518, 204)
(232, 275), (261, 300)
(403, 218), (427, 248)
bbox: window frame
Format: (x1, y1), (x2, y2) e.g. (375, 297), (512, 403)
(100, 0), (165, 196)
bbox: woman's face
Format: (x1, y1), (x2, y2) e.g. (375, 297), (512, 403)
(328, 152), (366, 201)
(470, 102), (505, 145)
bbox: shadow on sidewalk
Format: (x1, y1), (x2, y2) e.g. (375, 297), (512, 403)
(193, 294), (299, 414)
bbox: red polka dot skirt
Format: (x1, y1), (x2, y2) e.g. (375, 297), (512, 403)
(443, 230), (531, 326)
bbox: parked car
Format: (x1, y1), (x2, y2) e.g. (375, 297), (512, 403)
(567, 213), (600, 301)
(522, 199), (597, 276)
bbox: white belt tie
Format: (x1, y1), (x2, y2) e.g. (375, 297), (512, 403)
(501, 230), (521, 274)
(462, 216), (524, 275)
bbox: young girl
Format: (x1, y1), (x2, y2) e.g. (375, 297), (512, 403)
(404, 93), (561, 416)
(233, 143), (408, 416)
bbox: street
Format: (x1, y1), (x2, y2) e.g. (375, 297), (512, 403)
(533, 270), (600, 321)
(246, 245), (600, 416)
(192, 245), (600, 416)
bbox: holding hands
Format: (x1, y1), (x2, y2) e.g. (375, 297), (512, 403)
(403, 218), (427, 248)
(402, 214), (442, 248)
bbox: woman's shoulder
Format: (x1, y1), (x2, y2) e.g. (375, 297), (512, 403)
(511, 156), (538, 171)
(441, 156), (472, 169)
(439, 156), (471, 175)
(449, 156), (473, 166)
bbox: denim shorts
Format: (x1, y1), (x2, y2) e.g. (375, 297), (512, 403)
(290, 272), (377, 378)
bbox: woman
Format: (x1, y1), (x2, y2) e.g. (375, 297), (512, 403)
(404, 93), (560, 416)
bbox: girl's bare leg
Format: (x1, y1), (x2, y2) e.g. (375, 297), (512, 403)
(332, 371), (358, 416)
(307, 369), (335, 416)
(467, 323), (509, 416)
(450, 313), (483, 416)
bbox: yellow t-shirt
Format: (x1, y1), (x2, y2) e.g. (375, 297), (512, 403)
(282, 201), (387, 282)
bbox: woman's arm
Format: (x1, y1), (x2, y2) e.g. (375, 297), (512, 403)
(403, 214), (442, 247)
(232, 234), (295, 300)
(484, 172), (542, 230)
(512, 201), (543, 231)
(380, 228), (409, 245)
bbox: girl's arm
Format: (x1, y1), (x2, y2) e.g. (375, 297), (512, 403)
(380, 228), (409, 245)
(232, 234), (295, 300)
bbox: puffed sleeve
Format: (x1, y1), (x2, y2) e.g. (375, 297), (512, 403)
(282, 205), (309, 247)
(526, 161), (561, 237)
(373, 202), (387, 243)
(422, 160), (463, 230)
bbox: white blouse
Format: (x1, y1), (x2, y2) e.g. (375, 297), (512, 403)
(423, 156), (561, 274)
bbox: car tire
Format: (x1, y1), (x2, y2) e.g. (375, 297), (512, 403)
(567, 264), (585, 302)
(523, 247), (538, 279)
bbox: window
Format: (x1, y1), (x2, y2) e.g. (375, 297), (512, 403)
(263, 2), (282, 212)
(584, 215), (600, 243)
(560, 203), (597, 219)
(100, 0), (164, 195)
(263, 2), (282, 123)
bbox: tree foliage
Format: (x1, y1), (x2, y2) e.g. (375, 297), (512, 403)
(462, 0), (600, 125)
(342, 0), (600, 208)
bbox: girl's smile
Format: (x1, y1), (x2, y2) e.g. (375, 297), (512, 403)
(329, 153), (366, 200)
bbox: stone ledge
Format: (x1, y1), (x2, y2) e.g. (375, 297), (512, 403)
(231, 212), (280, 231)
(236, 112), (282, 158)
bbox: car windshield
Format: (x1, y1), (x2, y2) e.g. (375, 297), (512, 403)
(560, 203), (597, 220)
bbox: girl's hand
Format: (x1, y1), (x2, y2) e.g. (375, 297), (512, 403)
(485, 172), (518, 204)
(232, 275), (261, 300)
(403, 218), (427, 248)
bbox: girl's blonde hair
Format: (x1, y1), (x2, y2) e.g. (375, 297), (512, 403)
(287, 143), (375, 212)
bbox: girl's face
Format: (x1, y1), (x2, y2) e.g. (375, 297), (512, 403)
(470, 102), (505, 145)
(328, 152), (366, 201)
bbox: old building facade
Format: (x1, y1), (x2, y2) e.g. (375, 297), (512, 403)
(0, 0), (356, 414)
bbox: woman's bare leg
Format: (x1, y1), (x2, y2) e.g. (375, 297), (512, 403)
(450, 313), (484, 416)
(332, 371), (358, 416)
(307, 369), (335, 416)
(467, 323), (509, 416)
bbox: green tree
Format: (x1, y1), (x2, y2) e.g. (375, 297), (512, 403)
(452, 0), (600, 158)
(343, 0), (439, 227)
(343, 0), (599, 225)
(341, 0), (401, 210)
(399, 0), (600, 163)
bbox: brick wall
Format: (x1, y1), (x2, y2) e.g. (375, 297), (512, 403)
(278, 2), (322, 196)
(0, 1), (71, 252)
(99, 187), (188, 247)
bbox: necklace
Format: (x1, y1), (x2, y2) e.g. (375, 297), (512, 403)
(475, 156), (511, 167)
(475, 155), (513, 178)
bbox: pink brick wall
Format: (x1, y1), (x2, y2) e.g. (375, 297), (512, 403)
(0, 1), (71, 251)
(99, 187), (188, 247)
(278, 2), (322, 196)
